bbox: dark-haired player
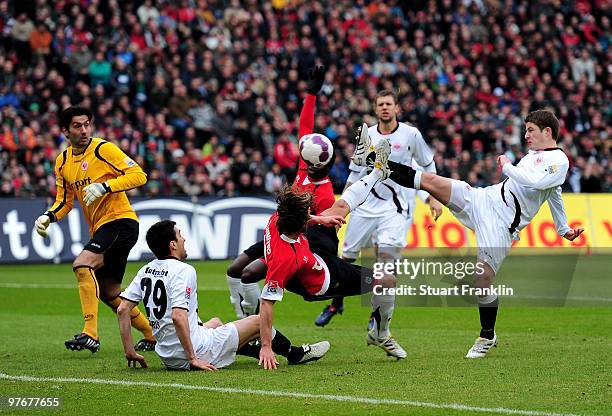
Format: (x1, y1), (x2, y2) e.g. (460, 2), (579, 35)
(225, 66), (336, 319)
(258, 141), (411, 369)
(349, 109), (584, 358)
(118, 220), (330, 370)
(33, 106), (154, 353)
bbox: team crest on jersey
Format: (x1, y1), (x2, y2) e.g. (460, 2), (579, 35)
(185, 287), (191, 299)
(124, 157), (136, 167)
(534, 156), (543, 165)
(81, 161), (88, 171)
(547, 165), (558, 174)
(392, 142), (402, 151)
(267, 280), (278, 293)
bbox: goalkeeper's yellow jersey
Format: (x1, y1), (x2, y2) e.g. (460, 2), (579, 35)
(47, 137), (147, 236)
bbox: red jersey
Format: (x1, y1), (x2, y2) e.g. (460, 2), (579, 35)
(293, 94), (336, 215)
(261, 213), (330, 301)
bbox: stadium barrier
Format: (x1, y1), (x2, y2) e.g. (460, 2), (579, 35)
(0, 194), (610, 264)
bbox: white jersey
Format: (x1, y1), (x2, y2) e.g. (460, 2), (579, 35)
(488, 148), (571, 236)
(121, 258), (204, 361)
(348, 122), (435, 217)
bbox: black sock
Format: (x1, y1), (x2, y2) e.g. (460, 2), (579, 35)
(236, 340), (260, 359)
(272, 329), (304, 362)
(388, 160), (416, 188)
(478, 297), (499, 340)
(331, 297), (344, 310)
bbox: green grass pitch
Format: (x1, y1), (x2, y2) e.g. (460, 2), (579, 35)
(0, 258), (610, 415)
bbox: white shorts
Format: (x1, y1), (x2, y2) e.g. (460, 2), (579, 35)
(447, 180), (512, 274)
(342, 211), (412, 260)
(160, 323), (239, 370)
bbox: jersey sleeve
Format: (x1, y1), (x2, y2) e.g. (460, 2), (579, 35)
(261, 251), (296, 302)
(297, 94), (317, 171)
(120, 267), (145, 303)
(169, 265), (197, 310)
(547, 186), (572, 236)
(412, 129), (436, 172)
(95, 141), (147, 192)
(47, 151), (74, 222)
(502, 152), (569, 190)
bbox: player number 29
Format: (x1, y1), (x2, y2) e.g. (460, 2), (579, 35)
(141, 278), (168, 319)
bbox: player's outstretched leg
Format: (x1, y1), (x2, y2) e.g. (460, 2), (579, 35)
(234, 317), (330, 365)
(324, 139), (392, 220)
(351, 122), (374, 166)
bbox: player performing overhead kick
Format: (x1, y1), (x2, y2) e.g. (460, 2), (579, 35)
(225, 64), (336, 319)
(348, 109), (584, 358)
(257, 139), (414, 369)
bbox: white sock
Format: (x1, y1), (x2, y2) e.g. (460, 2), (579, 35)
(226, 275), (246, 319)
(240, 282), (261, 316)
(370, 293), (395, 339)
(341, 169), (383, 211)
(414, 170), (422, 190)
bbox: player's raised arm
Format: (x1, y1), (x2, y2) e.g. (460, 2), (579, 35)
(298, 65), (325, 139)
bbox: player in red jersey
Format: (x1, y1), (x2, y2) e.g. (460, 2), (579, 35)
(258, 142), (409, 370)
(226, 66), (336, 318)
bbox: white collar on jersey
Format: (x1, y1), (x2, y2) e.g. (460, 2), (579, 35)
(280, 234), (300, 244)
(303, 176), (330, 186)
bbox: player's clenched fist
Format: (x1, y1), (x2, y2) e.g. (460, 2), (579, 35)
(34, 213), (51, 237)
(83, 182), (110, 206)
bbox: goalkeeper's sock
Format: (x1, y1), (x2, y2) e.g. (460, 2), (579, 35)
(74, 266), (99, 340)
(478, 295), (498, 340)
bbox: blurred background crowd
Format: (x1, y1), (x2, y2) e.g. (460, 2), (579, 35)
(0, 0), (610, 199)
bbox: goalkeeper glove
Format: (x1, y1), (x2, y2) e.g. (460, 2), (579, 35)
(306, 65), (326, 95)
(83, 182), (111, 206)
(34, 213), (52, 238)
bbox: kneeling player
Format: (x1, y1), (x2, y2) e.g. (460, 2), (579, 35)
(117, 220), (330, 370)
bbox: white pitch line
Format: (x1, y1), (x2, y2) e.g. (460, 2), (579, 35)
(0, 372), (580, 416)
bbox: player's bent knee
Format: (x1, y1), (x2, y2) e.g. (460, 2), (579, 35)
(73, 251), (103, 270)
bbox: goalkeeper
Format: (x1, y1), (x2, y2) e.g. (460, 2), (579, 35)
(34, 106), (155, 354)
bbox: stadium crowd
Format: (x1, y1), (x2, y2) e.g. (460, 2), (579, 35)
(0, 0), (610, 199)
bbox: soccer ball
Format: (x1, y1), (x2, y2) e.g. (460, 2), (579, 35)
(299, 133), (333, 167)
